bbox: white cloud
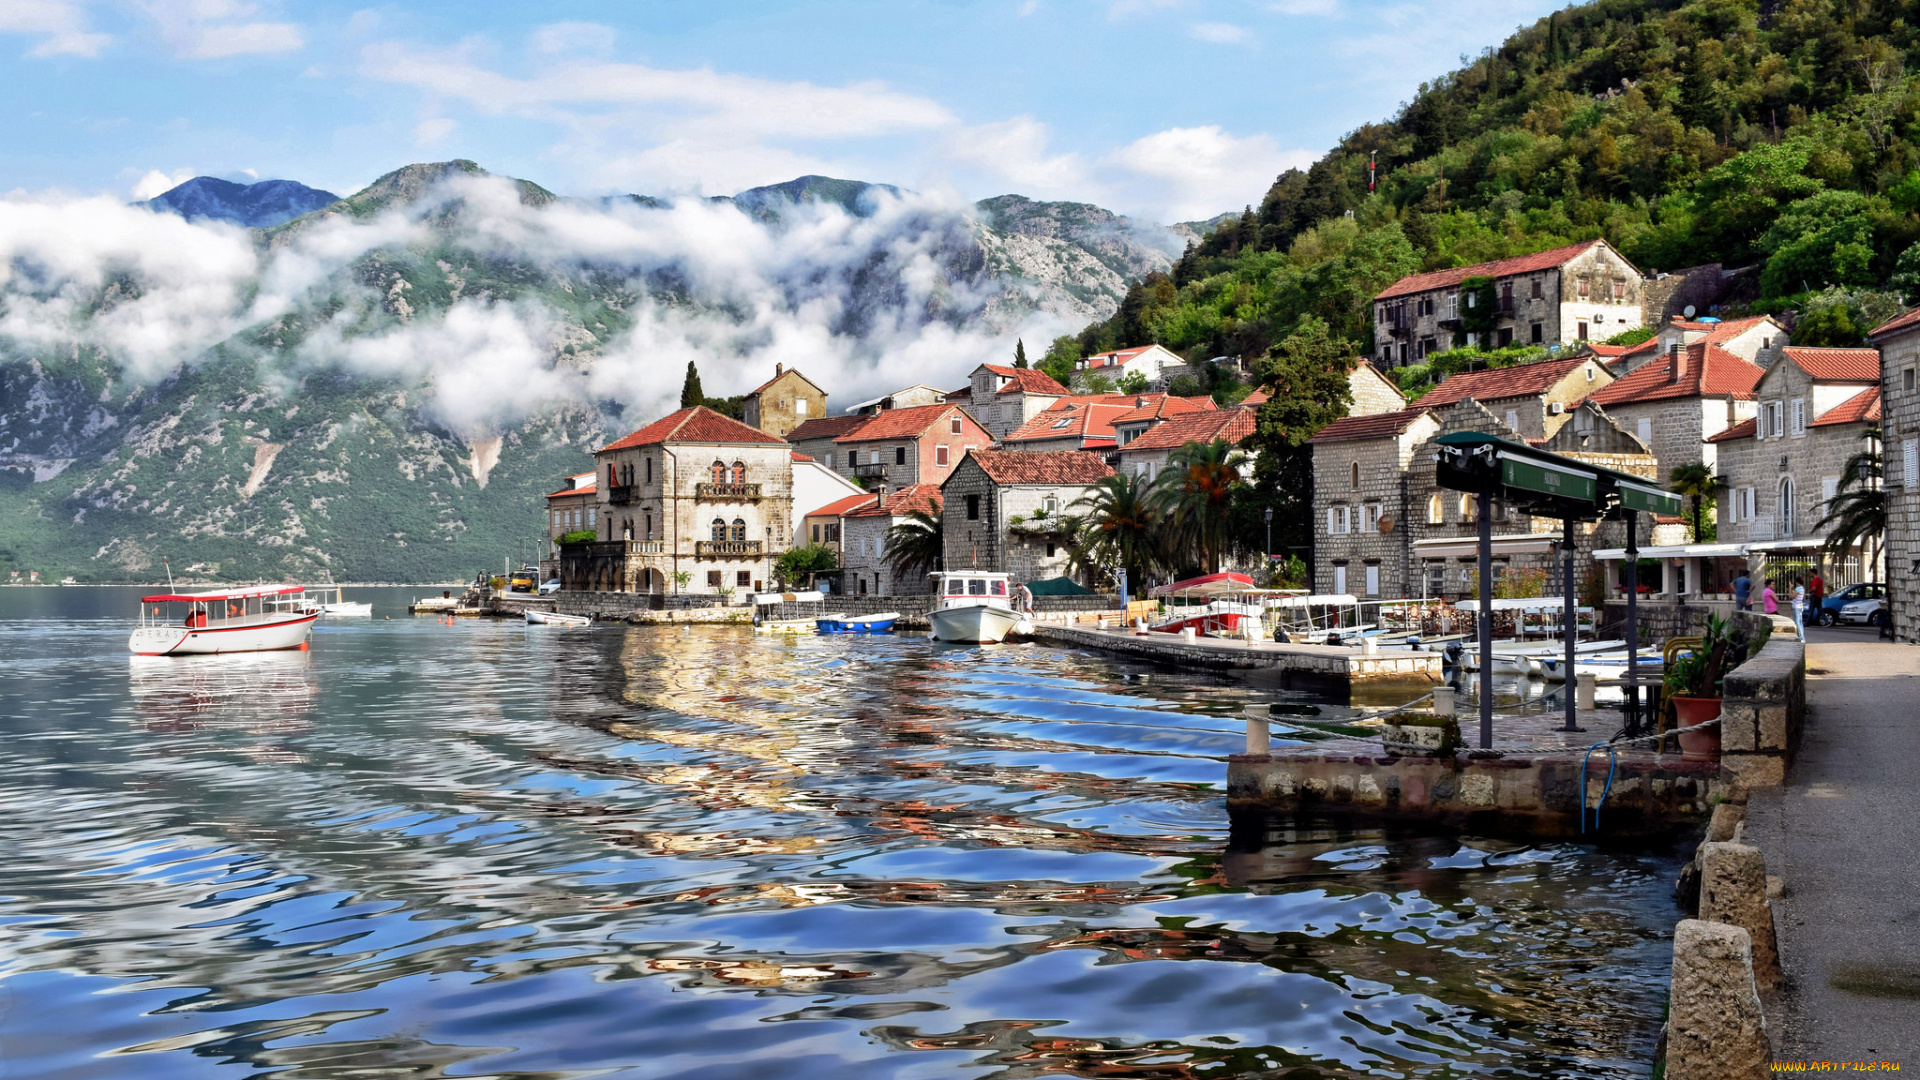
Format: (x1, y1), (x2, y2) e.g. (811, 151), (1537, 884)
(1018, 0), (1039, 14)
(136, 0), (305, 59)
(1268, 0), (1339, 13)
(1107, 0), (1186, 17)
(530, 21), (615, 56)
(413, 116), (458, 146)
(937, 117), (1088, 194)
(1189, 21), (1252, 44)
(0, 0), (110, 56)
(130, 168), (196, 200)
(1106, 125), (1312, 221)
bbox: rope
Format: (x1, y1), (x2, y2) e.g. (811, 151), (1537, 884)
(1580, 742), (1617, 833)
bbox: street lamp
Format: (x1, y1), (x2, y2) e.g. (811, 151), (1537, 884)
(1263, 506), (1273, 559)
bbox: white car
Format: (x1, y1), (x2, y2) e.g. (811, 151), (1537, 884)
(1838, 598), (1887, 627)
(539, 579), (563, 595)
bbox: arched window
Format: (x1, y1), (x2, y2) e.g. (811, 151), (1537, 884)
(711, 517), (727, 541)
(730, 517), (747, 542)
(731, 461), (746, 484)
(1428, 493), (1444, 524)
(608, 463), (617, 488)
(1779, 477), (1795, 538)
(711, 460), (727, 484)
(1350, 461), (1360, 490)
(1459, 494), (1475, 522)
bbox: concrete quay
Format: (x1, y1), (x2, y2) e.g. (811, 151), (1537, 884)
(1032, 622), (1443, 700)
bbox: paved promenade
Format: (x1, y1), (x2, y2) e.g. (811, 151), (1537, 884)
(1744, 629), (1920, 1062)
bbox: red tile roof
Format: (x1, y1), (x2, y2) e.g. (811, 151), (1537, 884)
(1410, 356), (1601, 409)
(1375, 240), (1601, 300)
(1111, 394), (1214, 425)
(786, 414), (872, 443)
(832, 403), (981, 442)
(1868, 306), (1920, 340)
(547, 482), (597, 498)
(1812, 385), (1882, 426)
(1781, 347), (1880, 382)
(600, 406), (787, 452)
(1707, 417), (1758, 444)
(1310, 408), (1437, 444)
(791, 451), (814, 462)
(960, 449), (1115, 485)
(1002, 400), (1132, 445)
(746, 366), (823, 396)
(1118, 408), (1258, 452)
(975, 365), (1070, 395)
(845, 483), (943, 518)
(1239, 389), (1270, 406)
(805, 493), (880, 518)
(1081, 345), (1164, 369)
(944, 386), (972, 402)
(1583, 343), (1764, 406)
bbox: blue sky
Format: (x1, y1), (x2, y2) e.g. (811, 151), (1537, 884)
(1, 0), (1564, 222)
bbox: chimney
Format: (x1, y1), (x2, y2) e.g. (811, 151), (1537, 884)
(1668, 341), (1683, 384)
(775, 362), (784, 376)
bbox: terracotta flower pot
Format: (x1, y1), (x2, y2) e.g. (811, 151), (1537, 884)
(1670, 694), (1723, 762)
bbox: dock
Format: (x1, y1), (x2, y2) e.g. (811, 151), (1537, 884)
(1032, 622), (1444, 700)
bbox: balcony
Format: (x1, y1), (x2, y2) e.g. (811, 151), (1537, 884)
(606, 484), (635, 505)
(695, 540), (763, 558)
(561, 539), (665, 556)
(850, 462), (890, 479)
(696, 482), (762, 500)
(1496, 296), (1516, 316)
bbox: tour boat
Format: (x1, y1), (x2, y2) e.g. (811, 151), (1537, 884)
(928, 572), (1026, 644)
(750, 591), (826, 633)
(815, 612), (900, 633)
(129, 585), (320, 656)
(525, 608), (591, 627)
(1150, 572), (1262, 635)
(319, 585), (372, 617)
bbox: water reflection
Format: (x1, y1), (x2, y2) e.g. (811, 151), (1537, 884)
(0, 588), (1680, 1079)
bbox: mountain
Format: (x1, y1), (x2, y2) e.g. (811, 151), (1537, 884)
(143, 176), (341, 228)
(0, 161), (1194, 583)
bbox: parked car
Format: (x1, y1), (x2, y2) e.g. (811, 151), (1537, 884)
(1816, 581), (1887, 625)
(539, 578), (563, 595)
(1837, 597), (1889, 627)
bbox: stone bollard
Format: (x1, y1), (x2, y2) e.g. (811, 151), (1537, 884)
(1576, 671), (1597, 710)
(1181, 627), (1196, 643)
(1699, 841), (1779, 990)
(1244, 705), (1270, 756)
(1705, 802), (1745, 842)
(1666, 919), (1770, 1080)
(1431, 692), (1455, 718)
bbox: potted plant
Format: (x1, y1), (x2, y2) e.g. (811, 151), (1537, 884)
(1381, 713), (1462, 758)
(1666, 614), (1732, 761)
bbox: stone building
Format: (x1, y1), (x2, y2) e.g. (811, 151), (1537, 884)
(816, 403), (993, 490)
(940, 450), (1114, 583)
(1074, 344), (1184, 387)
(1111, 393), (1214, 449)
(839, 484), (942, 596)
(1001, 395), (1134, 453)
(1309, 408), (1441, 598)
(789, 452), (864, 548)
(1371, 240), (1647, 368)
(964, 364), (1071, 439)
(1710, 347), (1882, 569)
(786, 414), (873, 473)
(1113, 407), (1258, 484)
(562, 406), (793, 597)
(1407, 354), (1616, 440)
(1345, 358), (1409, 416)
(1582, 340), (1765, 479)
(740, 364), (827, 439)
(801, 491), (875, 554)
(545, 472), (597, 543)
(845, 385), (947, 415)
(1867, 310), (1919, 642)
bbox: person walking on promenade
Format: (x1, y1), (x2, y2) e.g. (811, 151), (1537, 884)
(1734, 570), (1752, 612)
(1763, 578), (1779, 616)
(1808, 570), (1824, 624)
(1792, 580), (1808, 640)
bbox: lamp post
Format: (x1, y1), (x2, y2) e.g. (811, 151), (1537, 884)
(1264, 506), (1273, 562)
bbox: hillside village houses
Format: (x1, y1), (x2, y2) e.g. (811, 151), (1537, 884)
(796, 402), (994, 491)
(740, 363), (827, 438)
(1074, 344), (1185, 385)
(941, 450), (1115, 583)
(1001, 395), (1135, 453)
(1594, 314), (1788, 375)
(965, 364), (1072, 439)
(1867, 310), (1920, 643)
(790, 452), (865, 547)
(1115, 408), (1259, 484)
(1583, 340), (1766, 477)
(839, 484), (943, 596)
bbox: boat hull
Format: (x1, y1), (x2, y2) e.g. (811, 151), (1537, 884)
(1151, 601), (1263, 636)
(321, 603), (373, 617)
(929, 604), (1020, 644)
(754, 618), (817, 634)
(129, 612), (317, 656)
(816, 613), (899, 633)
(525, 609), (590, 627)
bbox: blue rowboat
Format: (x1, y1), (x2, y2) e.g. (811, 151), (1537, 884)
(815, 612), (900, 633)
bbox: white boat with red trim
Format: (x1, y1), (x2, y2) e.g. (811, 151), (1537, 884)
(928, 572), (1029, 644)
(1149, 572), (1262, 635)
(129, 585), (320, 656)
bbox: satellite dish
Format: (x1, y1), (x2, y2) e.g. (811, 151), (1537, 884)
(1684, 305), (1697, 318)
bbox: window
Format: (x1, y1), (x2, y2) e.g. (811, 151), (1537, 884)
(895, 446), (906, 466)
(1333, 565), (1347, 594)
(968, 578), (985, 595)
(966, 494), (980, 520)
(1577, 321), (1589, 341)
(795, 399), (809, 416)
(731, 461), (746, 484)
(1046, 541), (1056, 557)
(645, 457), (653, 483)
(1577, 278), (1590, 298)
(645, 514), (652, 539)
(711, 518), (727, 541)
(1788, 398), (1806, 437)
(711, 460), (727, 484)
(1613, 279), (1627, 300)
(869, 449), (881, 465)
(1350, 461), (1360, 490)
(811, 523), (821, 542)
(1459, 494), (1474, 521)
(737, 571), (751, 588)
(875, 535), (884, 558)
(1530, 277), (1542, 300)
(1505, 409), (1520, 431)
(1778, 478), (1795, 537)
(1822, 475), (1840, 504)
(1497, 327), (1513, 347)
(1365, 565), (1380, 596)
(847, 451), (857, 468)
(1325, 506), (1352, 534)
(1763, 402), (1783, 439)
(1427, 493), (1444, 524)
(1637, 417), (1653, 446)
(707, 571), (723, 587)
(951, 416), (963, 434)
(1044, 496), (1060, 515)
(1531, 323), (1543, 344)
(935, 445), (950, 467)
(1904, 438), (1918, 488)
(1905, 367), (1916, 392)
(1426, 565), (1446, 596)
(826, 522), (840, 543)
(1363, 504), (1381, 532)
(730, 518), (747, 542)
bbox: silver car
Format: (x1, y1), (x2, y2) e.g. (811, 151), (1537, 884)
(1838, 598), (1888, 627)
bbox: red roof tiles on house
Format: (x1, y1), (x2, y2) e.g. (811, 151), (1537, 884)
(961, 449), (1116, 485)
(1375, 241), (1601, 301)
(791, 451), (814, 462)
(833, 403), (978, 442)
(547, 482), (597, 498)
(1812, 385), (1882, 426)
(844, 483), (942, 518)
(1583, 343), (1764, 406)
(1410, 356), (1601, 409)
(1781, 347), (1880, 382)
(1002, 399), (1135, 446)
(785, 414), (872, 443)
(1111, 394), (1213, 426)
(977, 366), (1070, 395)
(1117, 408), (1257, 452)
(1707, 417), (1758, 444)
(1868, 306), (1920, 340)
(1081, 345), (1160, 369)
(1239, 389), (1270, 406)
(1310, 408), (1437, 444)
(805, 493), (880, 518)
(600, 406), (787, 452)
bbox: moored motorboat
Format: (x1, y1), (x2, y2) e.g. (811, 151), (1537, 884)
(816, 612), (900, 633)
(750, 591), (824, 633)
(928, 572), (1023, 644)
(319, 585), (372, 617)
(1150, 572), (1262, 635)
(525, 608), (591, 627)
(129, 585), (320, 656)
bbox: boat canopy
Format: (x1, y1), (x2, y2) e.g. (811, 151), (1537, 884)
(1024, 576), (1091, 597)
(751, 591), (824, 604)
(140, 584), (308, 603)
(1151, 571), (1256, 598)
(1266, 593), (1358, 608)
(1454, 597), (1592, 611)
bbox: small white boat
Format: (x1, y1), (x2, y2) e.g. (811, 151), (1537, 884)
(1151, 573), (1263, 635)
(525, 608), (591, 627)
(751, 591), (824, 633)
(928, 572), (1025, 644)
(754, 617), (816, 634)
(130, 585), (320, 656)
(319, 585), (372, 617)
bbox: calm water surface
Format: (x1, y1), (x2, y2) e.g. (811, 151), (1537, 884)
(0, 587), (1683, 1079)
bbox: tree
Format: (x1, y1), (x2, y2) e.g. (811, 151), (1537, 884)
(1013, 339), (1029, 368)
(1815, 428), (1885, 572)
(1038, 336), (1080, 386)
(1668, 463), (1718, 542)
(1069, 473), (1161, 589)
(1244, 317), (1355, 551)
(884, 508), (944, 581)
(1118, 370), (1149, 395)
(679, 361), (705, 408)
(1150, 439), (1247, 574)
(775, 542), (839, 588)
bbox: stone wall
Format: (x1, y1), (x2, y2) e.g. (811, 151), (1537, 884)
(1640, 263), (1725, 326)
(1718, 631), (1806, 793)
(1312, 422), (1426, 598)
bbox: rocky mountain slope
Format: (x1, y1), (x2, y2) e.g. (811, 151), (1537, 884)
(143, 176), (341, 228)
(1, 161), (1193, 583)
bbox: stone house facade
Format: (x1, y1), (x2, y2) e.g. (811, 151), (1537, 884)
(564, 406), (794, 597)
(822, 403), (993, 490)
(545, 472), (597, 543)
(786, 414), (871, 473)
(965, 364), (1071, 439)
(940, 450), (1114, 582)
(789, 452), (865, 547)
(838, 484), (942, 596)
(1408, 355), (1616, 441)
(1346, 358), (1409, 416)
(1710, 347), (1881, 554)
(1372, 240), (1646, 368)
(845, 384), (947, 415)
(1583, 340), (1765, 480)
(1310, 409), (1442, 598)
(741, 364), (827, 439)
(1867, 311), (1918, 642)
(1074, 344), (1184, 387)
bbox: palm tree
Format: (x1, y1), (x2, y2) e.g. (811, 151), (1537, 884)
(1815, 427), (1885, 572)
(1150, 439), (1247, 574)
(884, 508), (944, 583)
(1667, 462), (1718, 542)
(1069, 473), (1162, 589)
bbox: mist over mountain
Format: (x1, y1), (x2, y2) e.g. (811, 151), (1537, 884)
(0, 160), (1195, 583)
(142, 177), (341, 229)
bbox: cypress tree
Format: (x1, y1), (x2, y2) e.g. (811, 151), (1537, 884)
(679, 361), (704, 408)
(1014, 339), (1028, 368)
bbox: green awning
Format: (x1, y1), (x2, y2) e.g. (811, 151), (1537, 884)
(1499, 452), (1597, 502)
(1617, 479), (1684, 516)
(1024, 576), (1093, 596)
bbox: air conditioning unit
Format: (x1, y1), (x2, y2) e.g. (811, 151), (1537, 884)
(1548, 402), (1566, 415)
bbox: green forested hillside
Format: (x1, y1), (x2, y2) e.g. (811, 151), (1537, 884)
(1056, 0), (1920, 370)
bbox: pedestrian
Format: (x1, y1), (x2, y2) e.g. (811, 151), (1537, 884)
(1762, 578), (1778, 615)
(1733, 569), (1752, 612)
(1791, 580), (1807, 640)
(1808, 569), (1825, 623)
